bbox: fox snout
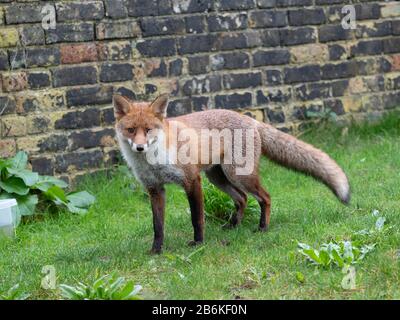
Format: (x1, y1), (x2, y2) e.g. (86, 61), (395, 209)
(126, 129), (161, 153)
(127, 139), (149, 153)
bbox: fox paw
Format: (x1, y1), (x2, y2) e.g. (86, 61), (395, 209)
(187, 240), (203, 247)
(149, 247), (162, 255)
(222, 223), (237, 230)
(255, 225), (268, 233)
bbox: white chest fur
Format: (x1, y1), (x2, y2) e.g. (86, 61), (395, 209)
(116, 132), (184, 188)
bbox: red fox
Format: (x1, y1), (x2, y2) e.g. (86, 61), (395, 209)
(114, 94), (350, 254)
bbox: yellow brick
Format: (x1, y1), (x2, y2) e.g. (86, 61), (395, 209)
(290, 44), (329, 64)
(146, 78), (178, 97)
(0, 27), (19, 48)
(381, 2), (400, 18)
(100, 135), (116, 148)
(16, 136), (42, 153)
(348, 77), (368, 94)
(26, 115), (51, 134)
(46, 111), (66, 128)
(241, 109), (264, 122)
(1, 72), (28, 92)
(385, 72), (400, 90)
(1, 116), (26, 137)
(342, 97), (363, 112)
(361, 95), (382, 112)
(15, 90), (65, 113)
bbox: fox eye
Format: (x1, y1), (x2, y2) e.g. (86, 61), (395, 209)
(145, 128), (151, 133)
(127, 128), (135, 134)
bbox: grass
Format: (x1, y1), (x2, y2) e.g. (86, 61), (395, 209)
(0, 113), (399, 299)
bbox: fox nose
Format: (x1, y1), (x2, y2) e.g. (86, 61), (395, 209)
(136, 144), (145, 152)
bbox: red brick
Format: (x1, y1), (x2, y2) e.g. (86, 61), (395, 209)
(0, 139), (16, 158)
(390, 54), (400, 71)
(60, 43), (98, 64)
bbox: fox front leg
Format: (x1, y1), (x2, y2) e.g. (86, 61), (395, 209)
(148, 186), (166, 254)
(184, 175), (205, 246)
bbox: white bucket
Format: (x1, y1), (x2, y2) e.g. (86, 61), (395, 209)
(0, 199), (20, 238)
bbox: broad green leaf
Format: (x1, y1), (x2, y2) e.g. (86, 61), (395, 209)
(34, 176), (68, 192)
(0, 192), (13, 200)
(319, 250), (331, 267)
(66, 203), (88, 215)
(59, 285), (81, 300)
(11, 151), (28, 170)
(0, 177), (30, 195)
(321, 242), (338, 255)
(6, 168), (39, 187)
(44, 186), (68, 204)
(96, 286), (105, 299)
(109, 277), (124, 294)
(0, 159), (11, 173)
(302, 248), (321, 264)
(116, 281), (134, 299)
(66, 191), (95, 209)
(331, 249), (344, 268)
(16, 194), (38, 216)
(93, 275), (109, 290)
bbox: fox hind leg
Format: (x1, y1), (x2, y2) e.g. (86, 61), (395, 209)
(221, 166), (271, 232)
(247, 181), (271, 232)
(205, 165), (247, 228)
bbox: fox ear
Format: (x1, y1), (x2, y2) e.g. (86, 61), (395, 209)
(150, 93), (169, 118)
(113, 95), (131, 121)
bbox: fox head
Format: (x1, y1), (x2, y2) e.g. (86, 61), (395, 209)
(113, 94), (168, 153)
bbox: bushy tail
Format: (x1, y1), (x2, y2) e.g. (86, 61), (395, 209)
(257, 122), (350, 204)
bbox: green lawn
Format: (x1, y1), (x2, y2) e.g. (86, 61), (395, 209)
(1, 114), (399, 299)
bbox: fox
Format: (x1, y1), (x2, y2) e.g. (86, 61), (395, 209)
(114, 93), (350, 254)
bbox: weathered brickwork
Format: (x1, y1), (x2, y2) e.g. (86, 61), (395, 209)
(0, 0), (400, 181)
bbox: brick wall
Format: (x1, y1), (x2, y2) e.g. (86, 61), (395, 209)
(0, 0), (400, 182)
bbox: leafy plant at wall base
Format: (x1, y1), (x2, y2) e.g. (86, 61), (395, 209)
(306, 108), (338, 123)
(0, 151), (95, 216)
(59, 273), (143, 300)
